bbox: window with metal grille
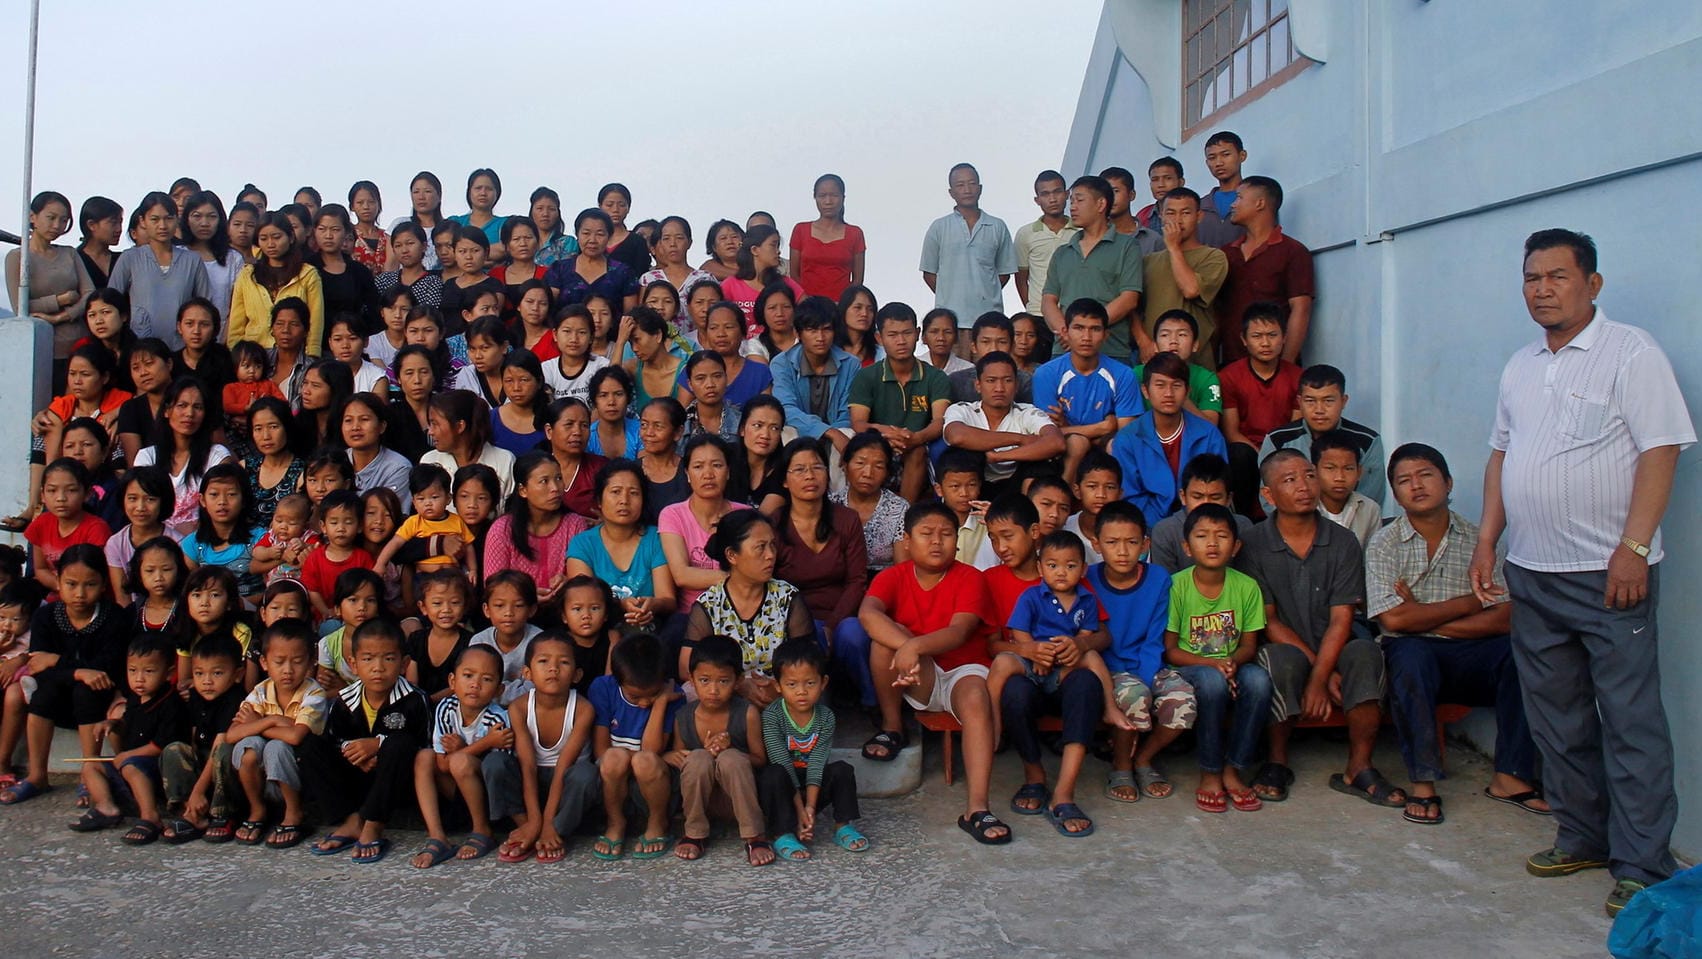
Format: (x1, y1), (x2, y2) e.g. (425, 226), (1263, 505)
(1183, 0), (1304, 136)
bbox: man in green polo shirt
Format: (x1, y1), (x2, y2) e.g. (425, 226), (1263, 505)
(849, 302), (953, 502)
(1041, 175), (1146, 365)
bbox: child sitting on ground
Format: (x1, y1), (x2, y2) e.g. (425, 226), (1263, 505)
(1063, 451), (1122, 565)
(588, 632), (681, 861)
(758, 639), (867, 861)
(299, 619), (431, 863)
(221, 340), (285, 436)
(227, 617), (328, 848)
(26, 458), (112, 597)
(159, 635), (246, 842)
(249, 494), (317, 586)
(1312, 430), (1381, 548)
(404, 571), (474, 702)
(0, 581), (41, 786)
(300, 491), (375, 621)
(667, 635), (770, 866)
(559, 575), (618, 694)
(411, 645), (512, 869)
(67, 638), (186, 844)
(490, 634), (598, 864)
(315, 568), (386, 692)
(1164, 504), (1273, 815)
(934, 448), (997, 569)
(472, 571), (544, 706)
(373, 464), (477, 583)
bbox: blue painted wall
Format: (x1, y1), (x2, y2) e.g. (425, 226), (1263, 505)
(1066, 1), (1702, 859)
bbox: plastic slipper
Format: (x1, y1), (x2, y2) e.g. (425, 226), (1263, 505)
(1195, 789), (1228, 813)
(675, 836), (707, 861)
(772, 833), (810, 861)
(411, 838), (456, 870)
(68, 808), (124, 832)
(535, 844), (565, 865)
(860, 729), (907, 762)
(309, 832), (357, 856)
(1009, 782), (1050, 816)
(163, 817), (204, 844)
(458, 832), (497, 861)
(957, 810), (1013, 845)
(1135, 765), (1173, 799)
(590, 836), (625, 862)
(352, 839), (391, 864)
(1329, 768), (1408, 808)
(1482, 786), (1550, 816)
(834, 823), (870, 852)
(499, 841), (535, 864)
(0, 780), (49, 805)
(1404, 795), (1445, 825)
(1046, 802), (1095, 837)
(1105, 770), (1140, 803)
(1252, 762), (1294, 802)
(203, 817), (234, 844)
(122, 820), (164, 846)
(266, 823), (305, 849)
(1228, 788), (1264, 812)
(631, 834), (673, 860)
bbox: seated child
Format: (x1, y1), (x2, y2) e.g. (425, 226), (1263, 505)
(178, 463), (263, 599)
(26, 458), (112, 598)
(1134, 310), (1223, 426)
(299, 619), (431, 863)
(1258, 363), (1385, 505)
(588, 632), (682, 861)
(1313, 430), (1381, 548)
(302, 451), (356, 511)
(1148, 454), (1253, 574)
(0, 580), (43, 785)
(227, 617), (329, 847)
(980, 495), (1041, 750)
(411, 645), (513, 869)
(471, 571), (543, 707)
(249, 493), (318, 586)
(1026, 474), (1074, 538)
(66, 638), (185, 844)
(222, 340), (286, 435)
(315, 568), (385, 692)
(560, 575), (617, 695)
(374, 464), (477, 582)
(488, 634), (597, 865)
(667, 635), (770, 866)
(300, 491), (376, 621)
(935, 448), (997, 570)
(1062, 451), (1122, 565)
(174, 566), (256, 694)
(1163, 504), (1273, 814)
(404, 571), (475, 702)
(757, 639), (867, 861)
(159, 635), (246, 842)
(1084, 501), (1190, 803)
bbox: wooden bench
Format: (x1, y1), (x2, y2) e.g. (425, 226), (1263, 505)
(914, 704), (1474, 786)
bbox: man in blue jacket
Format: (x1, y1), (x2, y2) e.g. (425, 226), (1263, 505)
(1109, 351), (1227, 529)
(770, 297), (862, 455)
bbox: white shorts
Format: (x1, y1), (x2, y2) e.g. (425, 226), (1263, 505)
(903, 662), (991, 721)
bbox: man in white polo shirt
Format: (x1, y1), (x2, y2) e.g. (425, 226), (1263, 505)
(942, 350), (1062, 501)
(1470, 229), (1695, 919)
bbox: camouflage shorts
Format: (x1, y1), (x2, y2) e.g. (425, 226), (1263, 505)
(1111, 668), (1196, 731)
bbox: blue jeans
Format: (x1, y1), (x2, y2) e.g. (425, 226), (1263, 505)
(817, 618), (875, 707)
(1178, 662), (1272, 773)
(1384, 633), (1536, 784)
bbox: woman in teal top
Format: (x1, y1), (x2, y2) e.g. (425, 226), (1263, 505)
(449, 168), (507, 260)
(586, 365), (640, 459)
(563, 459), (677, 631)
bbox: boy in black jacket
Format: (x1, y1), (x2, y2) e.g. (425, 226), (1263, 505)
(299, 619), (430, 863)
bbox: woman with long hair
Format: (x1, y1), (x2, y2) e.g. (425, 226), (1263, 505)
(389, 171), (446, 271)
(544, 208), (639, 313)
(529, 186), (578, 268)
(180, 191), (243, 323)
(721, 225), (801, 334)
(597, 183), (651, 275)
(543, 396), (604, 520)
(228, 212), (325, 355)
(423, 389), (516, 503)
(385, 344), (438, 461)
(107, 192), (211, 348)
(6, 191), (93, 391)
(133, 377), (232, 532)
(243, 395), (304, 528)
(375, 223), (444, 314)
(482, 452), (590, 606)
(834, 284), (882, 367)
(450, 168), (507, 261)
(698, 218), (743, 281)
(308, 204), (380, 342)
(75, 195), (123, 288)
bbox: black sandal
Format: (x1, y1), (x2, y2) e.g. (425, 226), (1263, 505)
(121, 820), (163, 846)
(957, 810), (1012, 846)
(162, 818), (204, 844)
(745, 839), (775, 867)
(1329, 767), (1408, 808)
(266, 823), (305, 849)
(1403, 795), (1445, 825)
(1253, 762), (1295, 802)
(861, 729), (907, 762)
(675, 836), (708, 861)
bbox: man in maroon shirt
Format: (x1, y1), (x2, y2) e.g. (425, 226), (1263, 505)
(1217, 176), (1315, 366)
(1218, 300), (1302, 517)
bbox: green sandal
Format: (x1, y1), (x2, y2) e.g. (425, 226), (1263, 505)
(631, 834), (673, 859)
(591, 835), (625, 861)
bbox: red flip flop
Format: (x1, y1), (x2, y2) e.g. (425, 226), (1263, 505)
(1195, 789), (1228, 813)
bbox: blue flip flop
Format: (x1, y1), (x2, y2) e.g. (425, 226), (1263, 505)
(1046, 802), (1095, 838)
(352, 839), (391, 864)
(309, 833), (358, 856)
(1009, 782), (1050, 816)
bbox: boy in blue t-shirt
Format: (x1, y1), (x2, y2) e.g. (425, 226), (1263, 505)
(1084, 501), (1188, 803)
(1030, 300), (1142, 479)
(587, 633), (681, 861)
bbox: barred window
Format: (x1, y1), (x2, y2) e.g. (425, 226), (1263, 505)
(1183, 0), (1304, 135)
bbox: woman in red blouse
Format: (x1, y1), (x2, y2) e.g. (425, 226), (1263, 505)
(788, 174), (866, 301)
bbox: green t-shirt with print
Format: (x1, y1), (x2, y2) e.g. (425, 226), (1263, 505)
(1166, 566), (1266, 658)
(1134, 361), (1222, 413)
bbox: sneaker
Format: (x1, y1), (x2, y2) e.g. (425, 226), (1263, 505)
(1525, 846), (1609, 877)
(1605, 879), (1648, 918)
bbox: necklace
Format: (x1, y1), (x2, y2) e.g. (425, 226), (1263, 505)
(1157, 421), (1183, 444)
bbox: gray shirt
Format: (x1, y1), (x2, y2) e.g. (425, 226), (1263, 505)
(5, 245), (93, 358)
(108, 245), (212, 350)
(1148, 509), (1256, 575)
(1239, 516), (1365, 651)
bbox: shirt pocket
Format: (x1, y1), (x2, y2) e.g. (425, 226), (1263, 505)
(1559, 392), (1609, 443)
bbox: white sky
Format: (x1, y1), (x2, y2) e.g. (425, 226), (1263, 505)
(0, 0), (1102, 311)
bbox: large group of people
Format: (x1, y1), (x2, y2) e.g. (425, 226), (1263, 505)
(0, 136), (1690, 918)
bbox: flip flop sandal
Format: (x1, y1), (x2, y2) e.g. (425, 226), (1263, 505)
(163, 818), (204, 844)
(1329, 768), (1408, 808)
(499, 842), (536, 864)
(745, 839), (776, 866)
(1046, 802), (1095, 838)
(308, 832), (357, 855)
(675, 836), (708, 861)
(458, 832), (497, 861)
(1252, 762), (1294, 802)
(122, 820), (164, 846)
(266, 824), (305, 849)
(1482, 787), (1551, 816)
(0, 515), (32, 533)
(772, 833), (810, 862)
(536, 845), (566, 865)
(1228, 788), (1264, 812)
(411, 838), (457, 870)
(69, 808), (125, 832)
(1135, 765), (1173, 799)
(352, 839), (391, 864)
(1403, 795), (1445, 825)
(834, 823), (869, 852)
(0, 780), (50, 805)
(1195, 789), (1228, 814)
(631, 834), (673, 860)
(237, 821), (270, 846)
(203, 817), (235, 844)
(590, 836), (625, 862)
(958, 810), (1013, 846)
(1104, 770), (1141, 803)
(860, 730), (907, 762)
(1009, 782), (1050, 816)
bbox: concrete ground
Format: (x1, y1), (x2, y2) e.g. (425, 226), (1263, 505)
(0, 728), (1615, 959)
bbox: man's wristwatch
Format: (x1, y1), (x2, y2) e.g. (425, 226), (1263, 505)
(1620, 536), (1651, 558)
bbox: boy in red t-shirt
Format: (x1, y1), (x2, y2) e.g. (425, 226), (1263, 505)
(1218, 302), (1301, 517)
(857, 501), (1009, 846)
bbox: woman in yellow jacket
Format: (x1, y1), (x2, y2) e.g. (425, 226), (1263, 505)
(227, 211), (324, 354)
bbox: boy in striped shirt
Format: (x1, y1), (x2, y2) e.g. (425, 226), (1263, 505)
(409, 645), (512, 868)
(757, 640), (867, 861)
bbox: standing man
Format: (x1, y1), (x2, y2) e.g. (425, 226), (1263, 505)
(1013, 171), (1077, 317)
(920, 163), (1016, 355)
(1201, 132), (1248, 225)
(1042, 176), (1146, 365)
(1470, 229), (1694, 919)
(1141, 187), (1229, 368)
(1101, 166), (1164, 257)
(1135, 156), (1183, 230)
(1218, 176), (1314, 365)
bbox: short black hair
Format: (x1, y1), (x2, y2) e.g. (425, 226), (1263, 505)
(1153, 309), (1198, 338)
(1241, 300), (1288, 334)
(452, 643), (505, 675)
(974, 350), (1018, 379)
(1162, 187), (1202, 212)
(1141, 351), (1190, 386)
(771, 638), (828, 678)
(903, 500), (959, 534)
(0, 579), (43, 619)
(984, 494), (1039, 528)
(688, 634), (742, 674)
(970, 311), (1014, 342)
(127, 636), (175, 664)
(1388, 442), (1451, 483)
(1026, 474), (1074, 508)
(1183, 502), (1239, 541)
(1037, 530), (1086, 563)
(1077, 450), (1123, 485)
(190, 634), (244, 669)
(1523, 228), (1597, 276)
(1034, 169), (1067, 189)
(408, 463), (452, 496)
(1064, 298), (1108, 328)
(350, 618), (405, 653)
(260, 617), (315, 656)
(875, 301), (917, 332)
(1310, 429), (1363, 465)
(1098, 166), (1135, 191)
(1096, 499), (1148, 537)
(524, 631), (575, 666)
(1148, 156), (1184, 178)
(610, 632), (669, 689)
(1241, 175), (1284, 212)
(1069, 175), (1113, 208)
(1299, 364), (1347, 394)
(1205, 130), (1245, 151)
(935, 447), (985, 483)
(1180, 453), (1231, 492)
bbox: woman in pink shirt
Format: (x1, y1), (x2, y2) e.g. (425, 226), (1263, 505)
(719, 225), (803, 336)
(658, 435), (749, 611)
(482, 452), (589, 609)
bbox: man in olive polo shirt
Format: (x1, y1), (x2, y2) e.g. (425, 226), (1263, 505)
(849, 302), (953, 502)
(1041, 175), (1146, 365)
(1142, 187), (1229, 368)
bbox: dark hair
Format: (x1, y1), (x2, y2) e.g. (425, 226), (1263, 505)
(839, 429), (893, 477)
(974, 350), (1018, 379)
(251, 212), (305, 293)
(294, 186), (322, 208)
(41, 457), (90, 496)
(771, 637), (828, 678)
(408, 463), (453, 497)
(1037, 530), (1086, 563)
(1311, 429), (1363, 466)
(350, 617), (405, 654)
(188, 633), (242, 669)
(315, 489), (363, 526)
(775, 438), (833, 543)
(683, 349), (726, 381)
(984, 493), (1039, 529)
(125, 534), (187, 598)
(1140, 351), (1190, 387)
(1033, 169), (1067, 190)
(77, 195), (122, 243)
(332, 567), (384, 607)
(1180, 452), (1232, 492)
(332, 391), (390, 450)
(834, 285), (880, 361)
(360, 487), (403, 542)
(1098, 166), (1136, 192)
(1154, 310), (1199, 340)
(409, 172), (445, 226)
(704, 219), (744, 259)
(682, 434), (733, 483)
(688, 634), (742, 675)
(1011, 312), (1053, 361)
(452, 223), (491, 256)
(1149, 156), (1184, 178)
(179, 566), (243, 650)
(524, 629), (574, 666)
(558, 574), (616, 628)
(1388, 442), (1452, 483)
(325, 312), (368, 347)
(903, 500), (959, 534)
(1077, 450), (1124, 485)
(609, 631), (668, 688)
(1299, 364), (1347, 394)
(504, 453), (561, 561)
(416, 568), (472, 605)
(596, 182), (632, 207)
(1205, 130), (1244, 151)
(194, 463), (252, 548)
(1162, 186), (1202, 213)
(229, 339), (269, 376)
(1027, 474), (1075, 510)
(1065, 298), (1108, 328)
(1241, 300), (1288, 335)
(969, 311), (1014, 344)
(394, 336), (447, 388)
(640, 396), (687, 436)
(706, 509), (774, 572)
(947, 162), (979, 182)
(1240, 175), (1283, 213)
(429, 389), (494, 458)
(155, 377), (217, 484)
(127, 636), (174, 666)
(1070, 175), (1114, 208)
(181, 191), (231, 261)
(464, 168), (501, 207)
(735, 225), (783, 286)
(389, 221), (427, 249)
(922, 309), (959, 338)
(1096, 499), (1149, 538)
(793, 295), (838, 333)
(587, 365), (633, 417)
(499, 215), (536, 248)
(55, 544), (107, 589)
(1259, 447), (1310, 486)
(1523, 228), (1597, 275)
(236, 184), (267, 207)
(573, 207), (614, 236)
(452, 643), (504, 676)
(347, 180), (381, 208)
(119, 466), (176, 528)
(934, 447), (984, 483)
(135, 191), (176, 228)
(1183, 502), (1239, 541)
(875, 301), (917, 332)
(304, 450), (356, 487)
(755, 282), (800, 356)
(453, 464), (502, 516)
(593, 458), (647, 520)
(499, 349), (548, 425)
(259, 578), (310, 614)
(260, 617), (315, 656)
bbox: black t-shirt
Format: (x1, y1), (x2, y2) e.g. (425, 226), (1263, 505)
(115, 395), (161, 450)
(439, 276), (506, 331)
(172, 344), (236, 400)
(610, 232), (652, 276)
(186, 684), (245, 753)
(30, 602), (128, 681)
(310, 256), (381, 342)
(404, 626), (474, 698)
(119, 690), (189, 752)
(571, 631), (612, 697)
